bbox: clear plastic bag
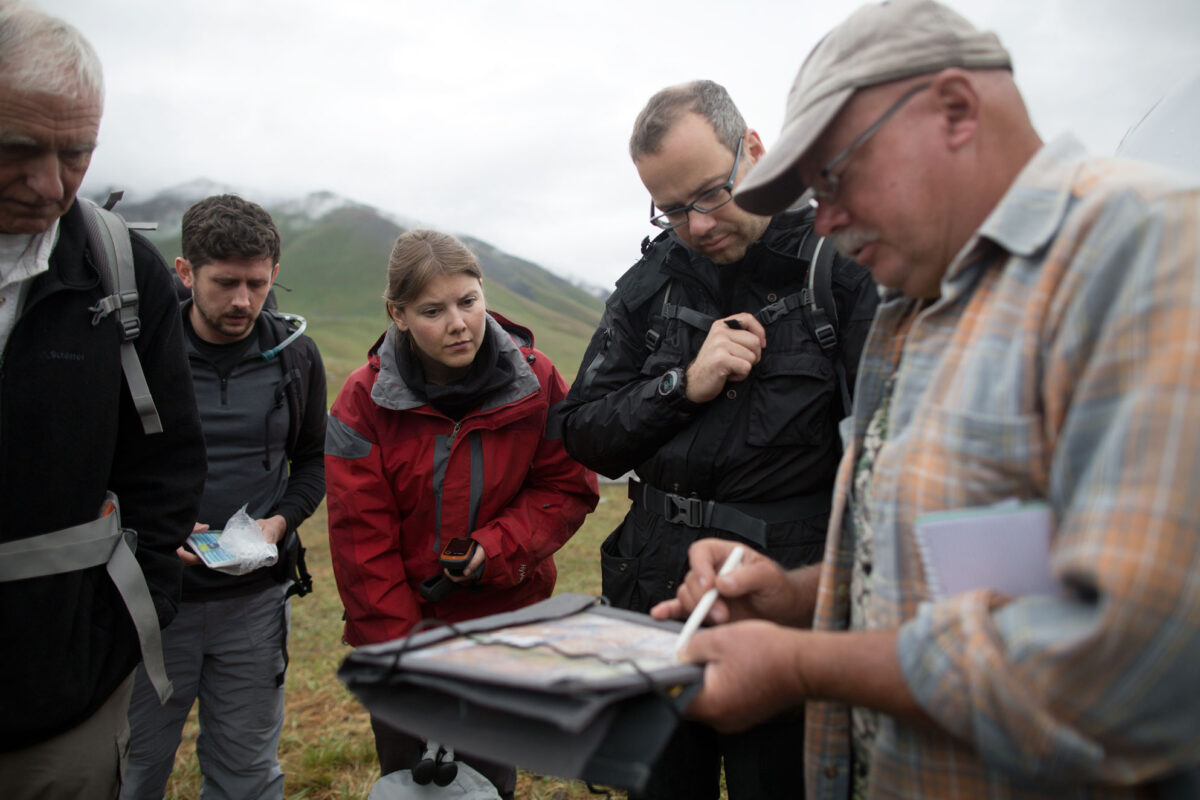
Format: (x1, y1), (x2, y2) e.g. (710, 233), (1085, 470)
(213, 505), (278, 576)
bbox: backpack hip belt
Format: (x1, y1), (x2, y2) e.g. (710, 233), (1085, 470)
(0, 491), (174, 704)
(629, 479), (829, 549)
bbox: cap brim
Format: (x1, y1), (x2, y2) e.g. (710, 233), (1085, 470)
(735, 85), (854, 216)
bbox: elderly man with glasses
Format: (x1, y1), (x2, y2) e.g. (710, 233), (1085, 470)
(651, 2), (1200, 798)
(558, 79), (878, 800)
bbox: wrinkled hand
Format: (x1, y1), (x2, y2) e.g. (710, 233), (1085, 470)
(679, 620), (811, 733)
(445, 542), (487, 585)
(176, 522), (209, 566)
(684, 313), (767, 403)
(650, 538), (799, 627)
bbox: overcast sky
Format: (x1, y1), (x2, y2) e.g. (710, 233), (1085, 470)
(35, 0), (1200, 289)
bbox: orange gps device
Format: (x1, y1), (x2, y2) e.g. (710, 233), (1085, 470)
(439, 537), (478, 576)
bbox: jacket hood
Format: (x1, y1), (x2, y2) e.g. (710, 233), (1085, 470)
(369, 312), (541, 413)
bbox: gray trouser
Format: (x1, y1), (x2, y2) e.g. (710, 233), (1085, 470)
(0, 670), (134, 800)
(120, 582), (289, 800)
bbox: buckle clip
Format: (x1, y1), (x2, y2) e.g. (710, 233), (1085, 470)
(757, 299), (789, 325)
(814, 323), (837, 351)
(665, 493), (703, 528)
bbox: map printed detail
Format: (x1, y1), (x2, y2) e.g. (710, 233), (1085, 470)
(185, 531), (239, 569)
(403, 613), (683, 684)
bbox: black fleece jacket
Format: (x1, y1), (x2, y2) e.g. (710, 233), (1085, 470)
(0, 201), (207, 751)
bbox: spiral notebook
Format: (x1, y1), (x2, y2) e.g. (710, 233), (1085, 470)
(914, 500), (1059, 600)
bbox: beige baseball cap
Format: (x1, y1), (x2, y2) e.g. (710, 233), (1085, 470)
(735, 0), (1012, 215)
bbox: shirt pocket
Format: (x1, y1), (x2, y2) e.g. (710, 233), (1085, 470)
(747, 352), (836, 447)
(919, 406), (1046, 503)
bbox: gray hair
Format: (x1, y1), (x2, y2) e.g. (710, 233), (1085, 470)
(629, 79), (745, 161)
(0, 1), (104, 104)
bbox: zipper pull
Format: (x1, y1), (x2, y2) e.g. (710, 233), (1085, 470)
(448, 420), (462, 446)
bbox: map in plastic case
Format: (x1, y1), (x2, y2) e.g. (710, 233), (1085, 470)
(185, 531), (239, 569)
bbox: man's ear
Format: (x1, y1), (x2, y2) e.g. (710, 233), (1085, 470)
(175, 257), (195, 289)
(931, 69), (979, 149)
(744, 128), (767, 164)
(270, 263), (280, 284)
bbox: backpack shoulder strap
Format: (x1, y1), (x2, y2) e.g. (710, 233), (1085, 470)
(803, 231), (839, 351)
(260, 309), (315, 602)
(265, 309), (311, 454)
(801, 230), (852, 414)
(81, 194), (164, 435)
(615, 233), (676, 353)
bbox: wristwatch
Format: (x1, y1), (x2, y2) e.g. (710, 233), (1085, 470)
(656, 367), (699, 412)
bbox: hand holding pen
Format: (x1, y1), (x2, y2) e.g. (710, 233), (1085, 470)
(675, 546), (745, 655)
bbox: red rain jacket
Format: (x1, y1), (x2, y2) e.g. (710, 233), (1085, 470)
(326, 312), (598, 646)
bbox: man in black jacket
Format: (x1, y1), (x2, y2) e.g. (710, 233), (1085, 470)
(560, 80), (879, 800)
(0, 5), (207, 798)
(121, 195), (326, 800)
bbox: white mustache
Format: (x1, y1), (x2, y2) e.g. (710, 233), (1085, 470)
(832, 228), (880, 257)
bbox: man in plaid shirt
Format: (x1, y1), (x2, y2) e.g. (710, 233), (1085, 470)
(652, 0), (1200, 796)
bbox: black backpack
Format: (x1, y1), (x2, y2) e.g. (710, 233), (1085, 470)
(637, 227), (850, 412)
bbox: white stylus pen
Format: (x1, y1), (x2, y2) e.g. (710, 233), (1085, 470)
(675, 545), (745, 655)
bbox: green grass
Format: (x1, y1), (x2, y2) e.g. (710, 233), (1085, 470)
(164, 483), (632, 800)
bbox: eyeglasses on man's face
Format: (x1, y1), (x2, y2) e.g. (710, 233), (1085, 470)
(649, 136), (744, 231)
(809, 82), (932, 205)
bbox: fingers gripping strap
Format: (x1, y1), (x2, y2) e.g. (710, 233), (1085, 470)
(0, 494), (174, 703)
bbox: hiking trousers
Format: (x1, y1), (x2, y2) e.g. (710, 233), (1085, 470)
(0, 670), (134, 800)
(631, 710), (807, 800)
(120, 582), (289, 800)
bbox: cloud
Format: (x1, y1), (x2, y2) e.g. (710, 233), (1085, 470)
(35, 0), (1200, 288)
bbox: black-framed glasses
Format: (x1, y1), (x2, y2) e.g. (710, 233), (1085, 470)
(809, 82), (931, 204)
(649, 136), (744, 230)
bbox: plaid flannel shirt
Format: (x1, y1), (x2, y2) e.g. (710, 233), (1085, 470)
(807, 135), (1200, 799)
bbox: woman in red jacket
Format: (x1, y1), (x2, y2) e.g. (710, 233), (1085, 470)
(325, 230), (598, 797)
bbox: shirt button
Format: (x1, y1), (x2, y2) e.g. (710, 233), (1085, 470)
(824, 764), (838, 779)
(726, 389), (737, 400)
(767, 293), (778, 302)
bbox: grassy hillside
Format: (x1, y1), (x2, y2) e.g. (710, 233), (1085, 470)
(143, 204), (604, 392)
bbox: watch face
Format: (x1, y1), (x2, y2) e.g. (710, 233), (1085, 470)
(658, 369), (680, 397)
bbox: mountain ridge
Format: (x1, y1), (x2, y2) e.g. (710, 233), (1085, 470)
(91, 182), (606, 390)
